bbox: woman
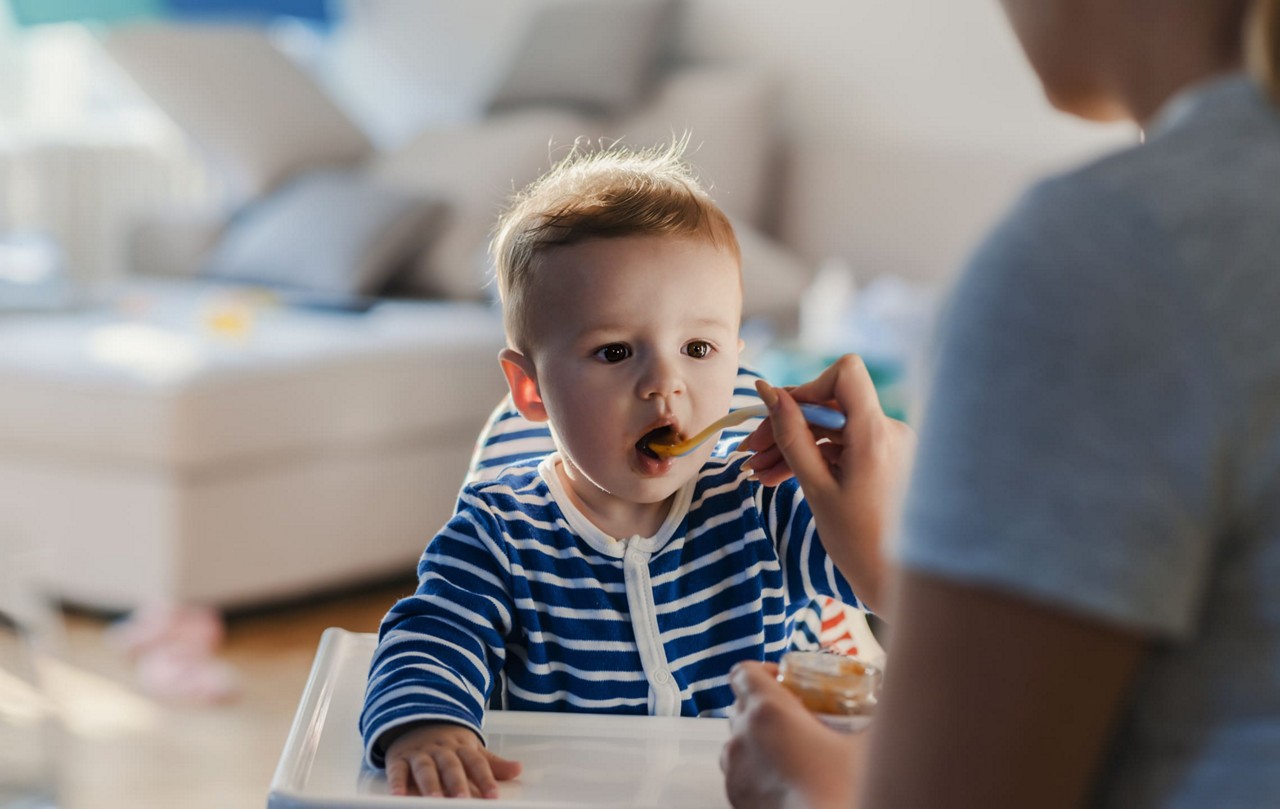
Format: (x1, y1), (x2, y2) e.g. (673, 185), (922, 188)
(724, 1), (1280, 806)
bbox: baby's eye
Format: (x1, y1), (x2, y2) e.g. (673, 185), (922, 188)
(685, 340), (714, 359)
(595, 344), (632, 363)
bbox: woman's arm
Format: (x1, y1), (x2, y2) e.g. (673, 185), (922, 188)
(723, 570), (1147, 808)
(862, 570), (1147, 808)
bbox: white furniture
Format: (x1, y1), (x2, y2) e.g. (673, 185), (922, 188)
(103, 20), (812, 328)
(0, 280), (508, 611)
(269, 629), (732, 808)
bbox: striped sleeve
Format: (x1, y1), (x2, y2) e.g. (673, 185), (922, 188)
(360, 490), (516, 768)
(758, 476), (864, 611)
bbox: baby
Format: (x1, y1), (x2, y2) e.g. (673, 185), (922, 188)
(360, 143), (883, 799)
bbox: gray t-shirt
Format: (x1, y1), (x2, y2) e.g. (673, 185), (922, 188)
(898, 74), (1280, 807)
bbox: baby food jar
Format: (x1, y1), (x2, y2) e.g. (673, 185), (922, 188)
(777, 651), (882, 734)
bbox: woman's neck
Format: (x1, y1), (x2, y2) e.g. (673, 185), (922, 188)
(1107, 6), (1246, 124)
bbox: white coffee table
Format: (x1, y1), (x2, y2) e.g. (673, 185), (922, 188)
(269, 629), (732, 808)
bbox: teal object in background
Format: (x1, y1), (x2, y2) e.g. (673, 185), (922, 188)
(754, 343), (911, 423)
(6, 0), (332, 26)
(8, 0), (162, 25)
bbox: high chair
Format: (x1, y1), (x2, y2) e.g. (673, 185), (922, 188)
(267, 366), (882, 808)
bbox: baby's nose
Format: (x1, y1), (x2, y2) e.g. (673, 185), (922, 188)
(640, 357), (686, 401)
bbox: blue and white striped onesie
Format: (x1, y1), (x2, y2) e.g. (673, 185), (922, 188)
(360, 451), (861, 768)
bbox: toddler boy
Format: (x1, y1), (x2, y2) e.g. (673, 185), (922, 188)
(360, 144), (883, 799)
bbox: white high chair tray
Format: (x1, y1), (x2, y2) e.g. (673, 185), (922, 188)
(268, 629), (732, 808)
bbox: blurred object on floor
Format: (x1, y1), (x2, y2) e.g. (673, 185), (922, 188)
(0, 530), (64, 808)
(53, 575), (413, 809)
(108, 603), (240, 704)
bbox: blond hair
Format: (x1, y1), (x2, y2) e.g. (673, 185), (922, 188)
(1248, 0), (1280, 102)
(491, 141), (741, 353)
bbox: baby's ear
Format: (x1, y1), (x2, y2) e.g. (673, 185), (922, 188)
(499, 348), (548, 422)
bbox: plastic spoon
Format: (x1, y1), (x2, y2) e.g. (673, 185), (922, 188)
(647, 403), (847, 458)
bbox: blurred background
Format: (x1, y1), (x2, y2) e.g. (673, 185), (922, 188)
(0, 1), (1131, 807)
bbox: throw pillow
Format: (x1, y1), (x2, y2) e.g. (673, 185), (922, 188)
(201, 170), (446, 297)
(103, 24), (373, 200)
(735, 219), (813, 326)
(370, 108), (601, 300)
(487, 0), (680, 116)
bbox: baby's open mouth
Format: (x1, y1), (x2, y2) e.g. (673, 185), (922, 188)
(637, 425), (678, 460)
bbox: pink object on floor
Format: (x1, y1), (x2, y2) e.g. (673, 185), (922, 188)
(109, 603), (241, 703)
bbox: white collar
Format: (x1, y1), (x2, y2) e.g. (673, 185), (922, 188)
(537, 453), (695, 558)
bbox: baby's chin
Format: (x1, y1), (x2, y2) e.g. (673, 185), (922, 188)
(597, 464), (695, 506)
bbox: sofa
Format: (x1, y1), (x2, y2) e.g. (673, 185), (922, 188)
(0, 1), (814, 613)
(107, 2), (812, 323)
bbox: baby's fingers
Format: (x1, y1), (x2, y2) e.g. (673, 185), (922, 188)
(409, 754), (444, 797)
(457, 746), (521, 799)
(432, 749), (474, 798)
(485, 747), (524, 781)
(386, 756), (412, 796)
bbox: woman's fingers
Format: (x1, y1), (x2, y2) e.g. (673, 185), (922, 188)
(736, 416), (773, 453)
(729, 660), (784, 702)
(763, 385), (840, 499)
(792, 355), (882, 433)
(744, 444), (788, 481)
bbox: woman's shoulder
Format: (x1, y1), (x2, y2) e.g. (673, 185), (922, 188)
(1030, 75), (1280, 229)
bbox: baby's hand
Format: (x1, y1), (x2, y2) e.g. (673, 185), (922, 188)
(384, 721), (522, 799)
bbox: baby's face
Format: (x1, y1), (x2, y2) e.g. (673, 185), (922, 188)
(524, 234), (742, 519)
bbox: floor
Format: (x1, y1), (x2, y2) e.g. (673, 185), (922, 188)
(43, 576), (417, 809)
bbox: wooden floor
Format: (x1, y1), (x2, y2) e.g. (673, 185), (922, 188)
(44, 576), (417, 809)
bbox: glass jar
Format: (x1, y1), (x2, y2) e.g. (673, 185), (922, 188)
(777, 651), (882, 734)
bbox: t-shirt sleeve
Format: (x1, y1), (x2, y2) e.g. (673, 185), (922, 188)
(897, 174), (1225, 639)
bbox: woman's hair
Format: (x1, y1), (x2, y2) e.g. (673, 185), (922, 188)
(491, 140), (740, 353)
(1248, 0), (1280, 102)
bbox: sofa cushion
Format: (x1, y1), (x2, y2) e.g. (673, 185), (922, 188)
(371, 108), (601, 300)
(102, 24), (373, 200)
(734, 219), (813, 324)
(322, 0), (535, 147)
(0, 280), (509, 469)
(201, 169), (446, 297)
(488, 0), (679, 116)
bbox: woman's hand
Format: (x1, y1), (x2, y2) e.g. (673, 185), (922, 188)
(722, 661), (865, 809)
(740, 355), (916, 612)
(384, 721), (522, 799)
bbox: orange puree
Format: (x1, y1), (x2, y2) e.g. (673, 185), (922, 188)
(777, 651), (882, 729)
